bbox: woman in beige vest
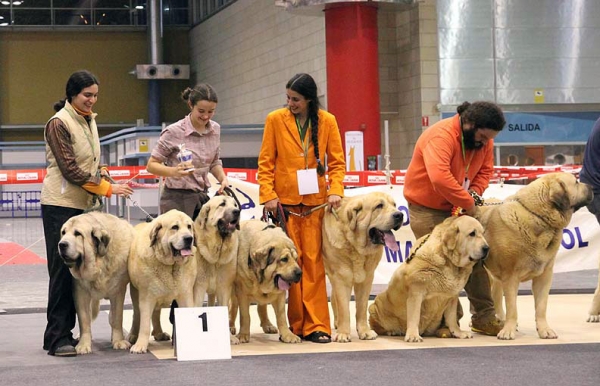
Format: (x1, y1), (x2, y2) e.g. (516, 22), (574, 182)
(41, 70), (133, 357)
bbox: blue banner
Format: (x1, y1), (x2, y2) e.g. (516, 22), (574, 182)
(441, 111), (600, 144)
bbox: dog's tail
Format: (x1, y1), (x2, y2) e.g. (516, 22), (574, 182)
(91, 299), (100, 321)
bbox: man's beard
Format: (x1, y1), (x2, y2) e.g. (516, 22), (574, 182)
(463, 128), (484, 150)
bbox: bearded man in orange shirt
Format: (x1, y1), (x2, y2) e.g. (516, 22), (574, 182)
(404, 101), (506, 336)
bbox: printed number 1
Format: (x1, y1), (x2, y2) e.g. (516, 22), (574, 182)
(198, 312), (208, 332)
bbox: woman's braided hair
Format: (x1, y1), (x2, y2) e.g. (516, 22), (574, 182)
(286, 73), (325, 176)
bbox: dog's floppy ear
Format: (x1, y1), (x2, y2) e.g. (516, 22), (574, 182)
(250, 246), (275, 282)
(345, 200), (363, 231)
(197, 204), (211, 229)
(550, 180), (570, 212)
(92, 228), (110, 257)
(149, 221), (163, 247)
(252, 246), (275, 269)
(442, 223), (459, 253)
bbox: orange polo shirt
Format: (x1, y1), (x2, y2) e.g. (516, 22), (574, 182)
(404, 114), (494, 211)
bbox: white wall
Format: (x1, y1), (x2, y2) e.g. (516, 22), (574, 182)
(188, 0), (327, 125)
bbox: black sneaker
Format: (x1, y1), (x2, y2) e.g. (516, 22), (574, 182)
(50, 345), (77, 357)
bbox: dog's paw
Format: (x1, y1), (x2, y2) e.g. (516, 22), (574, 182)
(229, 327), (237, 335)
(333, 332), (352, 343)
(358, 329), (378, 340)
(404, 334), (423, 343)
(75, 342), (93, 355)
(153, 332), (171, 341)
(452, 330), (473, 339)
(261, 324), (278, 334)
(587, 314), (600, 323)
(126, 334), (138, 344)
(230, 335), (240, 345)
(537, 327), (558, 339)
(129, 343), (148, 354)
(237, 333), (250, 343)
(113, 339), (132, 350)
(279, 332), (302, 343)
(497, 327), (517, 340)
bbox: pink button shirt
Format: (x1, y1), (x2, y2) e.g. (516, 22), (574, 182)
(151, 114), (223, 192)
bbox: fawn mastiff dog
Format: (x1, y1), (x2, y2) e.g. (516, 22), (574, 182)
(322, 191), (403, 342)
(127, 210), (197, 353)
(368, 216), (489, 342)
(232, 220), (302, 344)
(476, 172), (593, 339)
(193, 195), (241, 344)
(58, 212), (134, 354)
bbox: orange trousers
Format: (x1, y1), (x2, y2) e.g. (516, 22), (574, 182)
(285, 205), (331, 337)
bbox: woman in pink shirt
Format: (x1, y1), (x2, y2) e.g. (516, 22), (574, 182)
(147, 83), (229, 220)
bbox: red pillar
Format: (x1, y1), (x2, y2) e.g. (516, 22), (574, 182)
(325, 3), (380, 170)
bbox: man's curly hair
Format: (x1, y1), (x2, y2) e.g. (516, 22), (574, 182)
(457, 101), (506, 132)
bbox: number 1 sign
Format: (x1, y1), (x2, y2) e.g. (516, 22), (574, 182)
(174, 306), (232, 361)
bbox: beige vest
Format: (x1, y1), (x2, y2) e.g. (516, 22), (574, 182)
(41, 102), (100, 210)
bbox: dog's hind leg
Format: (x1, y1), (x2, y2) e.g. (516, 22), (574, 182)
(489, 274), (505, 321)
(258, 304), (277, 334)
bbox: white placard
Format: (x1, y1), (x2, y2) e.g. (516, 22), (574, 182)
(297, 168), (319, 195)
(174, 306), (232, 361)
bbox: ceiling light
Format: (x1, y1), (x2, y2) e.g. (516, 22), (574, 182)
(12, 1), (23, 5)
(135, 5), (143, 9)
(0, 1), (10, 5)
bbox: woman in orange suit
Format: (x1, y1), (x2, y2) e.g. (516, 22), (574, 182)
(258, 73), (346, 343)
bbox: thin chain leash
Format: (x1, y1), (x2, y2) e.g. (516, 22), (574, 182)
(105, 173), (155, 222)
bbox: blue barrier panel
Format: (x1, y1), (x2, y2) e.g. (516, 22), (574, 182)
(0, 191), (41, 218)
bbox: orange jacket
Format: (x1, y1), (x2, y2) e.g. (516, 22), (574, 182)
(404, 114), (494, 211)
(258, 108), (346, 205)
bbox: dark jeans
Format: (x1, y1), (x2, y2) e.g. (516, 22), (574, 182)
(42, 204), (83, 354)
(587, 191), (600, 225)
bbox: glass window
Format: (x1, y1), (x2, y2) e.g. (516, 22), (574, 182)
(94, 9), (130, 25)
(169, 0), (187, 8)
(15, 0), (51, 7)
(95, 0), (130, 9)
(0, 9), (10, 25)
(131, 8), (145, 25)
(164, 8), (187, 25)
(12, 9), (51, 24)
(54, 0), (91, 8)
(55, 9), (91, 25)
(497, 145), (585, 167)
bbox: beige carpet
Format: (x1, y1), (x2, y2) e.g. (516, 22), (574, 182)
(119, 294), (600, 360)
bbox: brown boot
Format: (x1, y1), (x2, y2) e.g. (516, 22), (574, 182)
(435, 326), (452, 338)
(471, 317), (504, 336)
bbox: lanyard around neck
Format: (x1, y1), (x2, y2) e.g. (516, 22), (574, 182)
(296, 116), (311, 169)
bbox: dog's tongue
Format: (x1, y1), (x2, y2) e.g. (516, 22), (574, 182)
(277, 277), (290, 291)
(384, 231), (399, 251)
(180, 248), (193, 257)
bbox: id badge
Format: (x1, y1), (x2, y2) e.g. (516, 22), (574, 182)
(462, 178), (471, 190)
(297, 168), (319, 195)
